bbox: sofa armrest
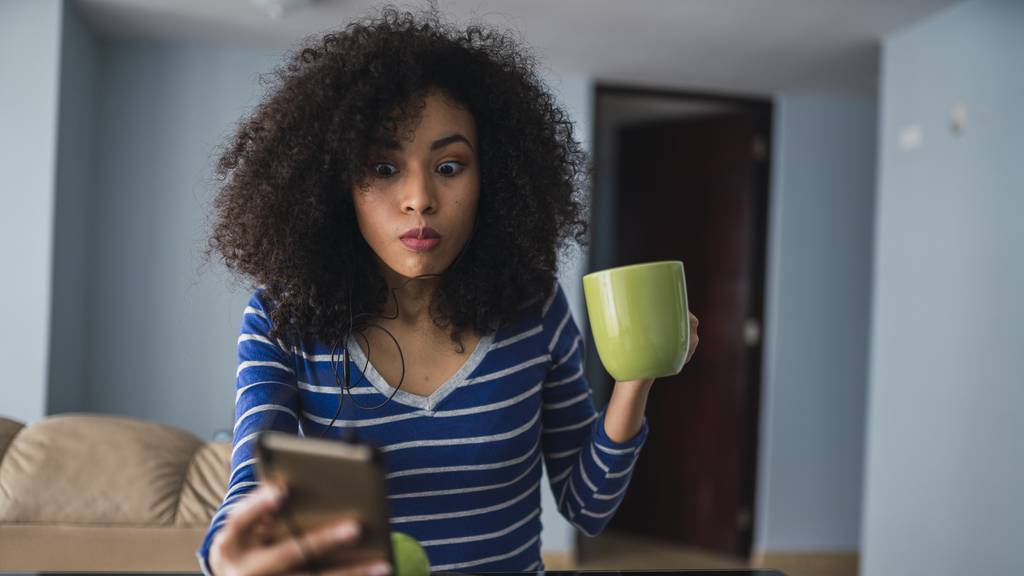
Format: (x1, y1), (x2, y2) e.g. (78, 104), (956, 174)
(0, 416), (25, 464)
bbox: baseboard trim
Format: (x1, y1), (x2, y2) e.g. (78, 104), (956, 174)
(542, 551), (578, 570)
(751, 551), (858, 576)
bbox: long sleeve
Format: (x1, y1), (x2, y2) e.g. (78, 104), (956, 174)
(540, 282), (649, 537)
(196, 290), (301, 576)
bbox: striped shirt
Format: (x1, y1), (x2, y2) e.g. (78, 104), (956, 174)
(197, 281), (649, 574)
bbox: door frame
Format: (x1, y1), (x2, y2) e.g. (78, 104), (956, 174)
(588, 82), (773, 556)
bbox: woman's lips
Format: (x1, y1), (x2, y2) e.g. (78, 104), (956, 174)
(399, 226), (441, 252)
(400, 237), (441, 252)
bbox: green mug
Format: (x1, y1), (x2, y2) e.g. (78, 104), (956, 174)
(582, 260), (690, 381)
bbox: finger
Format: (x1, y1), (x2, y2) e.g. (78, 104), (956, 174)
(222, 484), (285, 540)
(686, 334), (699, 364)
(689, 312), (699, 326)
(249, 516), (278, 546)
(243, 519), (362, 576)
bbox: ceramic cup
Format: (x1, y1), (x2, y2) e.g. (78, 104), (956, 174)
(582, 260), (690, 381)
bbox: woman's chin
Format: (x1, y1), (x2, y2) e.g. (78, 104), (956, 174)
(389, 259), (450, 281)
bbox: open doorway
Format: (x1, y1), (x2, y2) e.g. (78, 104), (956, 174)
(583, 84), (773, 559)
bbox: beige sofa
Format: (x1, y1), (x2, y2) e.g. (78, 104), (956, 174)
(0, 413), (230, 571)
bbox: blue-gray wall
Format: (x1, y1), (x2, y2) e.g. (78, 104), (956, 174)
(86, 38), (280, 436)
(546, 72), (593, 558)
(754, 93), (877, 553)
(48, 0), (99, 415)
(862, 0), (1024, 573)
(0, 0), (62, 423)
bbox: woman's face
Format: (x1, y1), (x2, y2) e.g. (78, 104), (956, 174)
(352, 88), (480, 286)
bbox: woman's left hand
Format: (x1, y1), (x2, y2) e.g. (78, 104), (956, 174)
(685, 311), (700, 365)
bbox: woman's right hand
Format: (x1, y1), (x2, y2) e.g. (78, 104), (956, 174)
(208, 484), (392, 576)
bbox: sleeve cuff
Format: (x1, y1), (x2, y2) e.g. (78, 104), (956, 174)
(197, 550), (213, 576)
(592, 407), (649, 451)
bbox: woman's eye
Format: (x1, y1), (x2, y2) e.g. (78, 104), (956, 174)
(371, 161), (464, 178)
(437, 161), (465, 177)
(372, 163), (397, 178)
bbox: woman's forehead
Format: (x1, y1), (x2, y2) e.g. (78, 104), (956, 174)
(382, 90), (477, 149)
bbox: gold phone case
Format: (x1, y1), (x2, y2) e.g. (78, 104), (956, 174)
(254, 430), (395, 569)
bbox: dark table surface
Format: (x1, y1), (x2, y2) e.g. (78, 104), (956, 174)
(438, 565), (782, 569)
(0, 565), (786, 569)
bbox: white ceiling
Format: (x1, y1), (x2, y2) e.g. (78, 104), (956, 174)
(74, 0), (958, 96)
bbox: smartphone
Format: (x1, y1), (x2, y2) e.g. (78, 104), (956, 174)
(254, 430), (395, 570)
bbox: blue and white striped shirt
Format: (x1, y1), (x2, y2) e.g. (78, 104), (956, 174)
(197, 281), (649, 574)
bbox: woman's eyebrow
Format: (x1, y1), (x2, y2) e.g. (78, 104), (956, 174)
(382, 133), (474, 151)
(430, 133), (474, 151)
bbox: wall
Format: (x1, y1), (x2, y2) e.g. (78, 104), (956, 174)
(753, 93), (877, 553)
(544, 72), (593, 557)
(0, 0), (62, 423)
(47, 0), (99, 415)
(86, 38), (280, 437)
(862, 0), (1024, 573)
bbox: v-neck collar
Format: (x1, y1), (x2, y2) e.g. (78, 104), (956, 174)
(345, 330), (496, 412)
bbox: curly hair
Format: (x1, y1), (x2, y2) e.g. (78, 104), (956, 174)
(205, 5), (590, 351)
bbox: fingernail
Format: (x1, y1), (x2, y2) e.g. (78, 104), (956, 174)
(367, 561), (392, 576)
(265, 485), (282, 502)
(336, 521), (360, 540)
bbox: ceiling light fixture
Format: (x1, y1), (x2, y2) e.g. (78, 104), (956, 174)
(251, 0), (315, 20)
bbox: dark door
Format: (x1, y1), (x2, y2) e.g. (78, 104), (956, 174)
(602, 110), (769, 557)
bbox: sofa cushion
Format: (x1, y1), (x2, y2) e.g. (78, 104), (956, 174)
(0, 413), (229, 527)
(177, 441), (232, 526)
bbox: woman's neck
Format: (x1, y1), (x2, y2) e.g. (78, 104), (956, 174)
(377, 268), (442, 328)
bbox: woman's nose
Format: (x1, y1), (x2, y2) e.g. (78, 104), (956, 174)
(401, 168), (437, 214)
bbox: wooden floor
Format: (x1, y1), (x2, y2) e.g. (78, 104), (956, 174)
(542, 530), (858, 576)
(574, 530), (748, 570)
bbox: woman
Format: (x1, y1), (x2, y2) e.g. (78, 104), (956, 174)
(200, 6), (699, 576)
